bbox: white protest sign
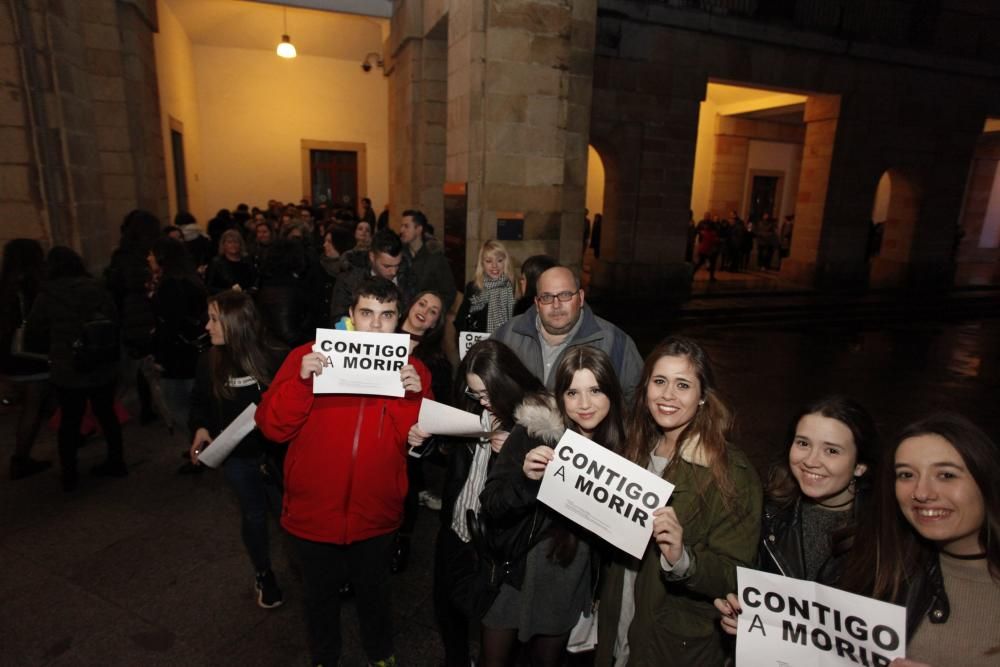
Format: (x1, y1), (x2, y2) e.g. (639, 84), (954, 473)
(736, 567), (906, 667)
(537, 430), (674, 559)
(459, 331), (489, 360)
(417, 398), (489, 437)
(312, 329), (411, 397)
(197, 402), (257, 468)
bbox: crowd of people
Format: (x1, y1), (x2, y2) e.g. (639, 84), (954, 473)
(0, 199), (998, 667)
(689, 210), (794, 281)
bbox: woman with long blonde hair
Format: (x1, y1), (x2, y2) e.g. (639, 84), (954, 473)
(454, 239), (518, 336)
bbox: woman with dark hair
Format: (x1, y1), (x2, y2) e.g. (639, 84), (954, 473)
(512, 254), (558, 316)
(147, 237), (207, 436)
(394, 291), (451, 572)
(713, 395), (880, 632)
(841, 413), (1000, 666)
(205, 229), (256, 294)
(26, 247), (123, 491)
(595, 336), (762, 666)
(477, 346), (627, 666)
(255, 238), (314, 348)
(315, 226), (354, 329)
(409, 339), (547, 667)
(1, 239), (52, 479)
(106, 209), (160, 422)
(188, 290), (287, 608)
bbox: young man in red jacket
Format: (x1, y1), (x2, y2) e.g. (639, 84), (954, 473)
(256, 277), (431, 667)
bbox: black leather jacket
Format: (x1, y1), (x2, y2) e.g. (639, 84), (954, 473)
(902, 554), (950, 638)
(758, 498), (850, 585)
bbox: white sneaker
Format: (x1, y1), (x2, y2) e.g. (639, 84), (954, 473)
(418, 490), (442, 511)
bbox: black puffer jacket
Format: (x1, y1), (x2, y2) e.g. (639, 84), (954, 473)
(25, 276), (119, 388)
(477, 396), (566, 589)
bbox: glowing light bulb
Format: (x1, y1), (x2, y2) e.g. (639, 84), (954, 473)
(277, 35), (296, 59)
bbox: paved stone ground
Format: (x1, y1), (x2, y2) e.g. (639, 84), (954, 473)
(2, 313), (999, 666)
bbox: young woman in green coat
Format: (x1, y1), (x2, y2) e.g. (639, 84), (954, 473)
(595, 336), (762, 666)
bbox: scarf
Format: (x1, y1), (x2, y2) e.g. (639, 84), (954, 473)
(469, 276), (514, 333)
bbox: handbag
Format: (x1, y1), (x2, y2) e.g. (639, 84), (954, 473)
(10, 292), (48, 362)
(462, 506), (543, 619)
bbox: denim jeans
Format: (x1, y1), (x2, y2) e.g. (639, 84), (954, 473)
(222, 455), (279, 573)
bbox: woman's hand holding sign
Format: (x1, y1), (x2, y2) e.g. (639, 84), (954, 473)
(713, 593), (743, 636)
(652, 506), (685, 565)
(523, 445), (555, 480)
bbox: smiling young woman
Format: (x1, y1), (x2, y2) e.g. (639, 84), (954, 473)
(596, 336), (763, 666)
(841, 413), (1000, 667)
(713, 396), (880, 637)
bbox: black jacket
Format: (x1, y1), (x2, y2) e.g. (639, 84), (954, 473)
(188, 352), (277, 460)
(25, 276), (119, 388)
(902, 554), (950, 639)
(478, 396), (566, 589)
(152, 276), (207, 379)
(758, 498), (853, 585)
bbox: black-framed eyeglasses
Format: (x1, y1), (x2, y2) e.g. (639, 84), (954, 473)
(464, 389), (489, 402)
(536, 290), (579, 305)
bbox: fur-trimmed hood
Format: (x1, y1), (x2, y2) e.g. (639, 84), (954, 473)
(513, 394), (565, 444)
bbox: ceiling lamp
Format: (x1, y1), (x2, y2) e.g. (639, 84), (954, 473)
(276, 7), (296, 59)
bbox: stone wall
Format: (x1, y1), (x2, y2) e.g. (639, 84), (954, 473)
(707, 115), (805, 217)
(589, 1), (1000, 293)
(445, 0), (597, 278)
(0, 0), (166, 269)
(387, 6), (447, 231)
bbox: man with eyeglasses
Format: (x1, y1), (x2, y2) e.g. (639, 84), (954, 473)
(492, 265), (642, 399)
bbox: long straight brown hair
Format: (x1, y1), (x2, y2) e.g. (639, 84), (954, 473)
(547, 346), (627, 565)
(208, 289), (284, 399)
(841, 412), (1000, 601)
(622, 336), (739, 513)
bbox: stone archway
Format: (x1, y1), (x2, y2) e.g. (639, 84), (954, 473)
(869, 169), (921, 287)
(580, 144), (608, 290)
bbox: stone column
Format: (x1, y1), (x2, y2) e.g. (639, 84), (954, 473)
(589, 44), (702, 298)
(1, 0), (166, 266)
(782, 94), (840, 285)
(447, 0), (597, 279)
(387, 2), (447, 229)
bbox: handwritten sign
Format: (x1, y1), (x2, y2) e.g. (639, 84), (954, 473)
(537, 430), (674, 559)
(312, 329), (410, 397)
(459, 331), (490, 360)
(736, 567), (906, 667)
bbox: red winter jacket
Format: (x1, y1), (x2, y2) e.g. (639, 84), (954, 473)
(256, 342), (432, 544)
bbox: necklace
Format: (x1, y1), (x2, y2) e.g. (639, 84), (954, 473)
(941, 550), (987, 560)
(817, 497), (854, 510)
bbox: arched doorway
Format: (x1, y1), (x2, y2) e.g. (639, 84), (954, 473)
(583, 145), (607, 287)
(869, 169), (921, 287)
